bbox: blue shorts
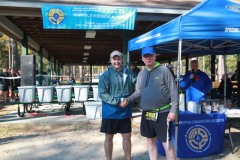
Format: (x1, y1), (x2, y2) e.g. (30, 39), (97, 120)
(100, 118), (132, 134)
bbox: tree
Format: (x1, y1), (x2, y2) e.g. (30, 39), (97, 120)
(12, 39), (20, 69)
(0, 34), (9, 68)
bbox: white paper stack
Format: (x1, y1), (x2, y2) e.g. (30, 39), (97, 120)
(187, 101), (201, 114)
(179, 93), (185, 111)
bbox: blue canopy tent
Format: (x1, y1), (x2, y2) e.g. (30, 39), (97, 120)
(128, 0), (240, 90)
(128, 0), (240, 53)
(128, 0), (240, 105)
(128, 0), (240, 158)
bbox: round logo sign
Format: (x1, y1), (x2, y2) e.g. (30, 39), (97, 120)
(48, 9), (64, 24)
(185, 125), (211, 152)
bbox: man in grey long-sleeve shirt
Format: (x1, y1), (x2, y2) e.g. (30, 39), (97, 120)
(121, 46), (178, 160)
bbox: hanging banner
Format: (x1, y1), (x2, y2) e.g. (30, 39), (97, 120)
(41, 4), (136, 30)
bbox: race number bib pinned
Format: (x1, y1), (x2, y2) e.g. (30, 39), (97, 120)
(145, 111), (158, 121)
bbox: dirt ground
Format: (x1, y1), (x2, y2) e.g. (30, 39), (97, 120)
(0, 104), (240, 160)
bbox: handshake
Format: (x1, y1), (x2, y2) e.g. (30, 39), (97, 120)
(119, 98), (129, 108)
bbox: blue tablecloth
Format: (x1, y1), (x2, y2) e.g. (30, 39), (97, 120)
(157, 111), (227, 158)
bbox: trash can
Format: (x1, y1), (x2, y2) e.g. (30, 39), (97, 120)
(73, 85), (89, 101)
(55, 85), (72, 102)
(91, 85), (101, 101)
(84, 101), (102, 119)
(36, 86), (54, 102)
(18, 86), (36, 103)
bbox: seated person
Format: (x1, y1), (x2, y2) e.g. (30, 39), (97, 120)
(130, 64), (140, 76)
(9, 68), (20, 102)
(231, 69), (238, 81)
(42, 72), (47, 86)
(52, 77), (59, 85)
(217, 74), (233, 99)
(58, 77), (64, 85)
(67, 77), (76, 85)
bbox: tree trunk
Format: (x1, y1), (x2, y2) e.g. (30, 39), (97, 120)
(218, 55), (225, 82)
(73, 65), (76, 79)
(68, 65), (71, 79)
(79, 66), (84, 83)
(12, 39), (20, 69)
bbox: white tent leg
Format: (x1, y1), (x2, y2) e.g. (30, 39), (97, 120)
(174, 39), (182, 154)
(127, 51), (130, 68)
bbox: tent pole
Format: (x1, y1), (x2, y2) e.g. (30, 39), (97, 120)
(224, 54), (227, 107)
(237, 54), (240, 106)
(175, 39), (182, 154)
(127, 51), (130, 69)
(177, 39), (182, 91)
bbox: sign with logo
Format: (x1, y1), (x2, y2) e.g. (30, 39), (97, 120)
(157, 112), (227, 158)
(176, 112), (226, 158)
(185, 125), (211, 153)
(41, 4), (136, 30)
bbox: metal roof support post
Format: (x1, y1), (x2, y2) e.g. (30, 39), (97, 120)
(58, 61), (61, 77)
(55, 60), (58, 76)
(61, 63), (63, 76)
(68, 65), (71, 80)
(38, 46), (43, 86)
(90, 64), (92, 83)
(50, 56), (54, 85)
(223, 54), (227, 107)
(47, 53), (51, 85)
(211, 55), (216, 82)
(53, 58), (57, 76)
(21, 32), (28, 55)
(185, 54), (189, 73)
(56, 60), (60, 77)
(123, 30), (130, 68)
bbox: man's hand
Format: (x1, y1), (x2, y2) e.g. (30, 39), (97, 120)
(167, 112), (176, 122)
(119, 98), (128, 108)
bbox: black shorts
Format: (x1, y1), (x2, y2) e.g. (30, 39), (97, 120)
(9, 86), (18, 91)
(0, 85), (8, 91)
(100, 118), (132, 134)
(141, 111), (172, 142)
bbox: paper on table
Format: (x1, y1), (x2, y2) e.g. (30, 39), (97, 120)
(225, 109), (240, 115)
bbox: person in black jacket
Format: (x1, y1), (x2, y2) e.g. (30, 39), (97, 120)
(0, 67), (10, 104)
(218, 74), (233, 99)
(9, 68), (20, 102)
(130, 64), (140, 76)
(231, 69), (238, 81)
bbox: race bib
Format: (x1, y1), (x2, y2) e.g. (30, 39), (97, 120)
(145, 111), (158, 121)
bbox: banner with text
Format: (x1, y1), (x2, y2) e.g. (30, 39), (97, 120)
(158, 112), (227, 158)
(41, 4), (136, 30)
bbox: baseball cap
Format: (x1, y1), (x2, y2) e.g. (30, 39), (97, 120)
(141, 47), (155, 56)
(110, 50), (122, 59)
(167, 64), (174, 69)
